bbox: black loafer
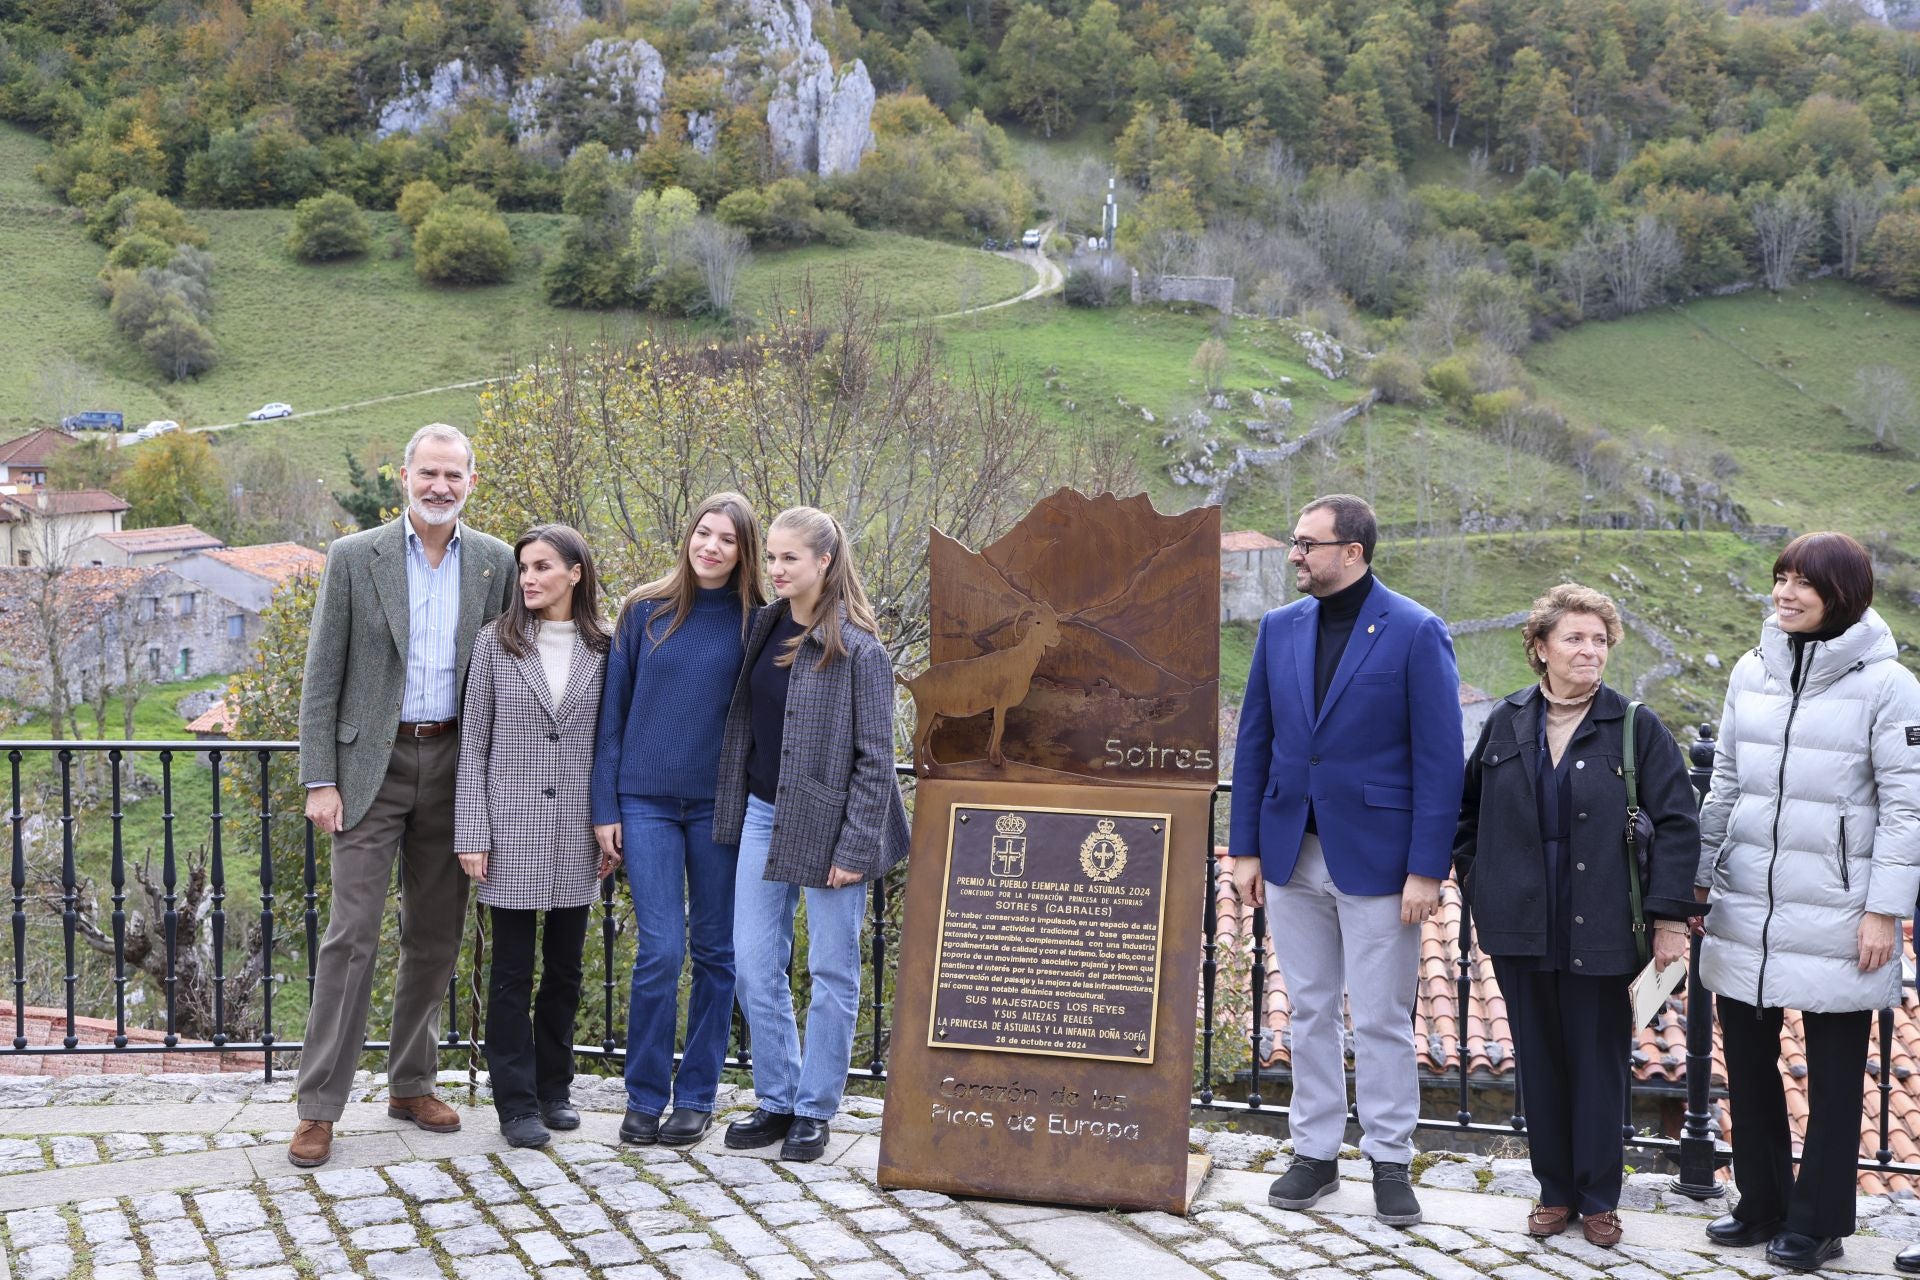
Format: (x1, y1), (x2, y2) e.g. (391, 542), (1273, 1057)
(1706, 1215), (1782, 1248)
(619, 1109), (660, 1145)
(724, 1108), (795, 1150)
(780, 1116), (830, 1162)
(1765, 1231), (1843, 1272)
(1895, 1243), (1920, 1274)
(540, 1102), (580, 1131)
(659, 1108), (713, 1148)
(500, 1114), (551, 1148)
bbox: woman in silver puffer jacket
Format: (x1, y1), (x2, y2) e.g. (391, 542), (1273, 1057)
(1696, 532), (1920, 1273)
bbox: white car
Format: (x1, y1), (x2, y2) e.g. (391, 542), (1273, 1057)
(1021, 228), (1043, 249)
(141, 419), (180, 437)
(247, 402), (293, 420)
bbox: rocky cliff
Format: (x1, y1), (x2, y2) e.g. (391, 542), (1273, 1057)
(373, 0), (874, 176)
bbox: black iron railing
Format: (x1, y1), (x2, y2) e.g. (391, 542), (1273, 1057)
(2, 736), (1915, 1193)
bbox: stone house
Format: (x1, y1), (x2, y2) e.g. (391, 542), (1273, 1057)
(1220, 529), (1288, 623)
(168, 542), (325, 612)
(0, 566), (249, 704)
(81, 524), (225, 567)
(0, 490), (130, 568)
(0, 428), (74, 489)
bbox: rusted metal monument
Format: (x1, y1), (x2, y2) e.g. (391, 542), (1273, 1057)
(878, 488), (1222, 1214)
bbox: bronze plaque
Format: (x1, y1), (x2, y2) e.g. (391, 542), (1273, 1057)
(929, 804), (1170, 1062)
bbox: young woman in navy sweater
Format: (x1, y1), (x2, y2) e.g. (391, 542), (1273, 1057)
(592, 493), (765, 1147)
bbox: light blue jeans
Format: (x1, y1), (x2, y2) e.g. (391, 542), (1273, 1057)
(732, 794), (867, 1121)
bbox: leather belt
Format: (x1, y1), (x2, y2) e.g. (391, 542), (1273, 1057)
(397, 719), (457, 738)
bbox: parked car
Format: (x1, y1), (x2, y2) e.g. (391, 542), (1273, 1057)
(60, 410), (124, 431)
(1021, 228), (1043, 249)
(130, 419), (180, 442)
(247, 402), (293, 420)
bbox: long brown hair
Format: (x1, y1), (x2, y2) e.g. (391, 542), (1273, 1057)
(499, 524), (611, 659)
(769, 506), (879, 669)
(619, 492), (766, 649)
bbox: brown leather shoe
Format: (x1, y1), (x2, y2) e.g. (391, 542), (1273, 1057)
(1582, 1210), (1624, 1248)
(387, 1093), (461, 1132)
(288, 1120), (333, 1168)
(1526, 1204), (1573, 1237)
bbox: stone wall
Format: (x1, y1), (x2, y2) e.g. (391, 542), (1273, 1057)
(1130, 272), (1235, 314)
(1221, 546), (1288, 623)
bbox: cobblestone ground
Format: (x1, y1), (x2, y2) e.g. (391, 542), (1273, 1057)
(0, 1074), (1909, 1280)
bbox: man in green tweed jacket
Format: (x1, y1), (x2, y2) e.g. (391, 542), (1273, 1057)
(290, 423), (516, 1168)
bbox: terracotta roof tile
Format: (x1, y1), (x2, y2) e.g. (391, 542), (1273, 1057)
(1209, 851), (1920, 1190)
(0, 489), (131, 522)
(0, 566), (165, 652)
(1222, 530), (1285, 552)
(93, 524), (224, 555)
(184, 702), (233, 735)
(0, 429), (77, 468)
(201, 542), (324, 582)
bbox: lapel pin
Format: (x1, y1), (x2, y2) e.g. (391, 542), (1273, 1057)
(1367, 624), (1376, 634)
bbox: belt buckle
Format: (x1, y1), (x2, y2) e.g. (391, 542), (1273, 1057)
(411, 721), (432, 738)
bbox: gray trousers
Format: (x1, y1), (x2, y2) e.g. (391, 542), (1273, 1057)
(296, 734), (469, 1122)
(1267, 835), (1421, 1164)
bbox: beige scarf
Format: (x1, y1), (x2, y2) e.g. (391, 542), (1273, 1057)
(1539, 679), (1598, 766)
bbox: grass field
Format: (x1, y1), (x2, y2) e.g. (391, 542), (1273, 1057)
(0, 123), (1032, 483)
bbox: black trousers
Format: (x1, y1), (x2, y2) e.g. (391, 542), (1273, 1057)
(1717, 994), (1870, 1239)
(1492, 957), (1631, 1214)
(486, 905), (590, 1121)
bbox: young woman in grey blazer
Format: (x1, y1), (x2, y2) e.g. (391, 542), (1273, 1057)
(711, 506), (911, 1162)
(454, 524), (614, 1148)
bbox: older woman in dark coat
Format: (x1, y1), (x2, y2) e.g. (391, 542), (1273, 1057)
(1454, 584), (1704, 1248)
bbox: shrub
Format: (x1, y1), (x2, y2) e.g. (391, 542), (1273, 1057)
(813, 208), (857, 247)
(104, 231), (177, 272)
(139, 300), (219, 380)
(396, 179), (445, 231)
(643, 263), (709, 316)
(85, 186), (159, 245)
(716, 188), (771, 239)
(414, 205), (513, 284)
(1363, 352), (1425, 405)
(1425, 355), (1475, 406)
(542, 227), (633, 308)
(1063, 264), (1117, 307)
(287, 191), (371, 261)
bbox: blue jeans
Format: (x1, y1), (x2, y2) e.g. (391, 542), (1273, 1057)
(619, 795), (738, 1116)
(733, 795), (867, 1120)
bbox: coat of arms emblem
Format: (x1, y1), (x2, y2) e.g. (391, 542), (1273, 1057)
(1079, 817), (1128, 882)
(990, 812), (1027, 879)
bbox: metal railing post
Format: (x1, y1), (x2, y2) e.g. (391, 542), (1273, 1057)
(1671, 725), (1725, 1198)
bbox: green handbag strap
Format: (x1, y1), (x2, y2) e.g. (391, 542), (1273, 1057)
(1623, 699), (1650, 967)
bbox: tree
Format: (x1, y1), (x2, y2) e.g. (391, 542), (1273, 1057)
(1598, 214), (1682, 315)
(688, 218), (749, 317)
(286, 190), (371, 261)
(1074, 0), (1135, 118)
(1118, 183), (1204, 279)
(1866, 212), (1920, 301)
(396, 178), (445, 230)
(123, 430), (227, 529)
(414, 204), (514, 284)
(333, 449), (403, 530)
(138, 300), (220, 381)
(1832, 175), (1887, 278)
(998, 4), (1077, 137)
(1191, 338), (1230, 394)
(1847, 365), (1916, 450)
(906, 29), (964, 113)
(1748, 185), (1822, 292)
(470, 277), (1094, 662)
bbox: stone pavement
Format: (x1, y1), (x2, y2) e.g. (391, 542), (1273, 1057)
(0, 1073), (1912, 1280)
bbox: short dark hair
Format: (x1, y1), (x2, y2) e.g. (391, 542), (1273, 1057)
(1302, 493), (1378, 564)
(1773, 531), (1874, 634)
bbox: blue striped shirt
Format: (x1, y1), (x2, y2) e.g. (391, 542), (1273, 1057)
(401, 513), (463, 721)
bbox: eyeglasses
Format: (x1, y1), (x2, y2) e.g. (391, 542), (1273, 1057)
(1287, 537), (1357, 554)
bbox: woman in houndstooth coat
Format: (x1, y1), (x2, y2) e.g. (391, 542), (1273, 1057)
(454, 524), (613, 1149)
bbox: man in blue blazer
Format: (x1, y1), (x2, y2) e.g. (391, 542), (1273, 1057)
(1228, 494), (1463, 1226)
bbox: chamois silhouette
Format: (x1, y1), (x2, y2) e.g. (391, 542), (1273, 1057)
(897, 604), (1064, 768)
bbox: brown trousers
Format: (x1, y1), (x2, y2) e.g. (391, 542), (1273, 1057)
(295, 734), (469, 1121)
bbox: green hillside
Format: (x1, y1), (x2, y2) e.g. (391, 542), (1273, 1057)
(0, 124), (1032, 479)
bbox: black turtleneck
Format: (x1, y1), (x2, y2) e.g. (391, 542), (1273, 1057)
(1786, 619), (1847, 692)
(1314, 571), (1376, 712)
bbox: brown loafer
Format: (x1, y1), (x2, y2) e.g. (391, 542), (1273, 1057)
(1526, 1204), (1573, 1237)
(1582, 1210), (1623, 1248)
(288, 1119), (333, 1168)
(387, 1093), (461, 1132)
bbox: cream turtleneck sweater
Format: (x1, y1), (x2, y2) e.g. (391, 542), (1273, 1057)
(1539, 679), (1598, 766)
